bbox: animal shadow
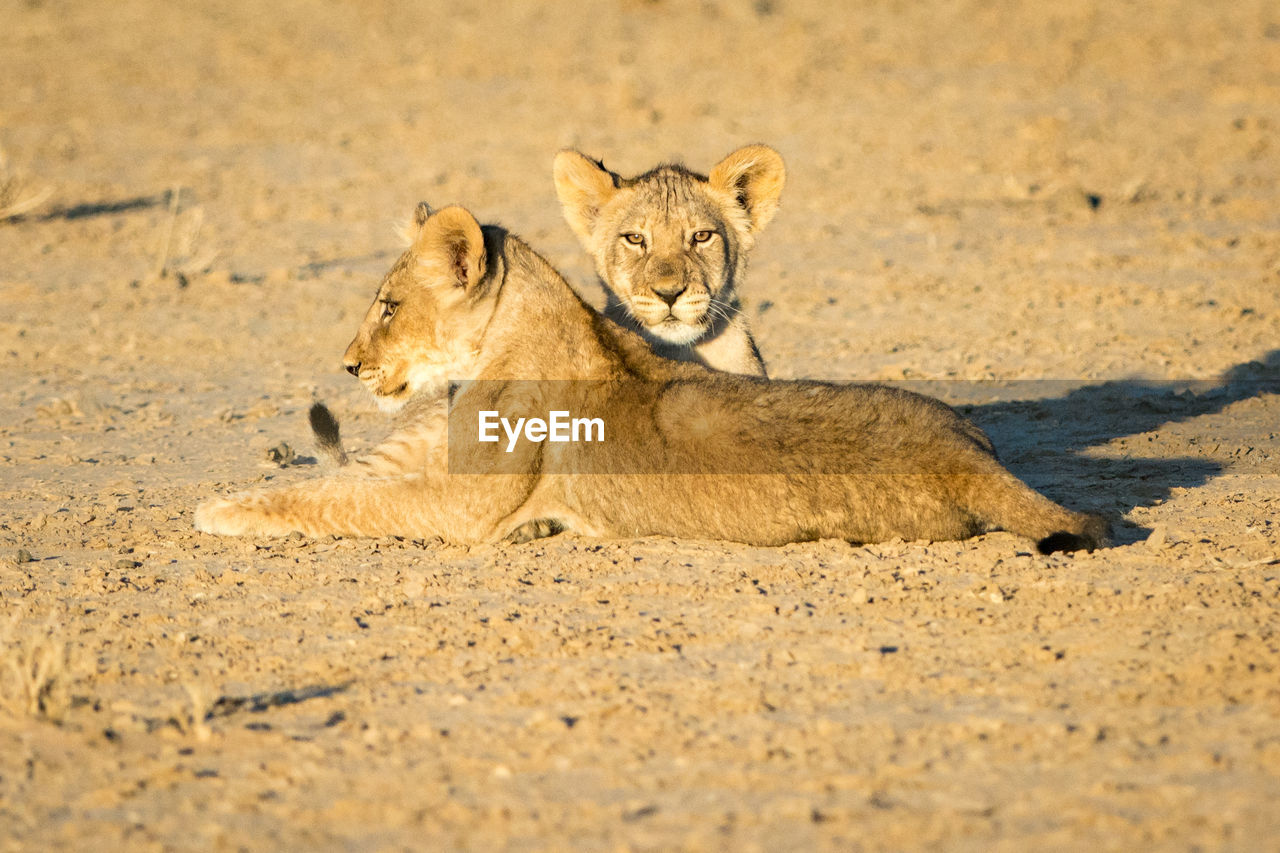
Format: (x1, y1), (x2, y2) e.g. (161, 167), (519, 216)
(955, 350), (1280, 545)
(37, 194), (167, 221)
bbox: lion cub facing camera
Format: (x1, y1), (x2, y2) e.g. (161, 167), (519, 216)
(196, 204), (1109, 554)
(554, 144), (784, 377)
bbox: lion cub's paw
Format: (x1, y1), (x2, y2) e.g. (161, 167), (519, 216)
(195, 496), (289, 537)
(504, 518), (564, 544)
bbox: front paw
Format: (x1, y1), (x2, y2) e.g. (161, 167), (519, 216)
(194, 498), (252, 535)
(194, 496), (292, 537)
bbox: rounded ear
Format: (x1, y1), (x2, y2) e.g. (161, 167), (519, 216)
(553, 150), (621, 244)
(708, 144), (786, 234)
(416, 205), (487, 290)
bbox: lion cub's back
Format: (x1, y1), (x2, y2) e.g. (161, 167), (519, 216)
(650, 377), (995, 475)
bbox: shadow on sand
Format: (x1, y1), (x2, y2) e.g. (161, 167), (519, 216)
(955, 350), (1280, 545)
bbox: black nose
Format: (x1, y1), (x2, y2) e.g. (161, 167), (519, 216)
(653, 284), (686, 307)
(345, 362), (361, 377)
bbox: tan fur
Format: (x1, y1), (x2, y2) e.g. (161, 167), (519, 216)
(553, 144), (784, 377)
(196, 205), (1109, 553)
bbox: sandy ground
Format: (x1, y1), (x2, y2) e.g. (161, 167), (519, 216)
(2, 1), (1279, 849)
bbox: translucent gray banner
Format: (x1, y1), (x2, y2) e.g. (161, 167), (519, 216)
(442, 377), (1279, 475)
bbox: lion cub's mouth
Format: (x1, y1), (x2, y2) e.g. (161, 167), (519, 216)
(632, 303), (706, 327)
(630, 307), (709, 347)
(364, 379), (410, 410)
(370, 382), (410, 413)
(643, 310), (700, 329)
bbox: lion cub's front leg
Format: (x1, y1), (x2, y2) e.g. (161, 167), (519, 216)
(197, 411), (531, 540)
(197, 402), (461, 538)
(195, 475), (425, 538)
(195, 469), (533, 541)
(195, 489), (310, 537)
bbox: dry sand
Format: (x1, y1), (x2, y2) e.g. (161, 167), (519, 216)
(2, 1), (1279, 849)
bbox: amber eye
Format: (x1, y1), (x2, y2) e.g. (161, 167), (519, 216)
(379, 300), (399, 320)
(692, 230), (714, 244)
(621, 232), (646, 247)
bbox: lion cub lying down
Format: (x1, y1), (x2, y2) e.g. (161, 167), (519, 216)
(195, 205), (1108, 552)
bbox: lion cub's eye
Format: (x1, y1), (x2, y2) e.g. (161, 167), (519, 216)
(691, 230), (715, 245)
(379, 300), (399, 321)
(621, 232), (646, 247)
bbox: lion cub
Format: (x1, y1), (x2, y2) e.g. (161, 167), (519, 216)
(197, 204), (1108, 553)
(554, 145), (784, 377)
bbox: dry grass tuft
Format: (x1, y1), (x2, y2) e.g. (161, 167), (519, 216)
(0, 615), (74, 722)
(0, 150), (52, 221)
(153, 185), (218, 283)
(176, 682), (214, 741)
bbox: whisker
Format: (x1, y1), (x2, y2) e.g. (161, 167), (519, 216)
(705, 300), (735, 325)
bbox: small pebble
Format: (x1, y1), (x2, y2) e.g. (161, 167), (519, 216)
(14, 549), (35, 564)
(262, 442), (296, 467)
(116, 559), (142, 570)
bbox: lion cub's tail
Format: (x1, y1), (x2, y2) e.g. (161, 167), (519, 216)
(967, 466), (1111, 554)
(309, 402), (349, 467)
(1034, 514), (1112, 554)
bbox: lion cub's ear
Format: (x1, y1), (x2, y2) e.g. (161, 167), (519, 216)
(415, 205), (486, 290)
(709, 144), (786, 234)
(554, 150), (621, 244)
(398, 201), (436, 245)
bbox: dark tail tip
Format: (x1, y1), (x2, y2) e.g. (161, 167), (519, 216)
(1037, 514), (1112, 554)
(1037, 532), (1090, 554)
(308, 402), (348, 466)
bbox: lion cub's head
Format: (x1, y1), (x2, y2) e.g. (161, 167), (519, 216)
(343, 204), (497, 412)
(554, 144), (785, 347)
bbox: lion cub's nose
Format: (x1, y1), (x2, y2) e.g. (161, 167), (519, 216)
(652, 281), (687, 307)
(344, 362), (361, 377)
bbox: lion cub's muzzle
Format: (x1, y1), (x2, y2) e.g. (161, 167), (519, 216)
(343, 338), (366, 377)
(651, 276), (688, 307)
(632, 281), (712, 337)
(343, 342), (399, 403)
